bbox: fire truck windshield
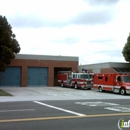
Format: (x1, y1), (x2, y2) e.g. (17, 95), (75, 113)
(80, 74), (93, 79)
(122, 76), (130, 82)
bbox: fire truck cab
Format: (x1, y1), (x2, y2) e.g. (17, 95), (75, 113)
(93, 73), (130, 95)
(58, 71), (94, 89)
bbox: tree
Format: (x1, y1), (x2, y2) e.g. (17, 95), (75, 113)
(0, 15), (20, 72)
(122, 33), (130, 62)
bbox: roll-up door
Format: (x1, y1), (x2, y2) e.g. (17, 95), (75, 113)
(28, 67), (48, 86)
(0, 67), (21, 87)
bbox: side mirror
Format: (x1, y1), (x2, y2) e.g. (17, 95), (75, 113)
(116, 78), (118, 82)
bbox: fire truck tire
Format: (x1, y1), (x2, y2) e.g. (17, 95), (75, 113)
(120, 88), (126, 95)
(98, 87), (103, 92)
(61, 82), (64, 87)
(74, 83), (78, 89)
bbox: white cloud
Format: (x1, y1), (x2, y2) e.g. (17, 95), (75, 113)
(1, 0), (130, 65)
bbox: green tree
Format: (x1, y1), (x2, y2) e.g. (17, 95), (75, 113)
(0, 15), (20, 72)
(122, 33), (130, 62)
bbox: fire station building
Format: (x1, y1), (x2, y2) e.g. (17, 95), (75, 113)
(78, 62), (130, 74)
(0, 54), (78, 87)
(1, 54), (130, 87)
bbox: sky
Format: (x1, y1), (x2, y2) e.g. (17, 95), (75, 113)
(1, 0), (130, 65)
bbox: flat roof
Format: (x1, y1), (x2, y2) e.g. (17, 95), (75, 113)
(79, 62), (130, 68)
(15, 54), (79, 62)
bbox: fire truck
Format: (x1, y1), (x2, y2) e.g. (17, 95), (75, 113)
(57, 71), (94, 89)
(93, 73), (130, 95)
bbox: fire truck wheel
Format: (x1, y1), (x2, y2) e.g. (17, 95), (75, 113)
(120, 88), (126, 95)
(98, 87), (103, 92)
(61, 82), (64, 87)
(74, 83), (78, 89)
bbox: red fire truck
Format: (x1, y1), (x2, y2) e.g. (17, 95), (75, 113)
(93, 73), (130, 95)
(58, 71), (94, 89)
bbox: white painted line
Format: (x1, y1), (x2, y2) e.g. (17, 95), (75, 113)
(104, 107), (122, 112)
(34, 101), (85, 116)
(75, 102), (119, 106)
(104, 106), (130, 112)
(105, 103), (120, 106)
(0, 109), (35, 113)
(89, 105), (97, 106)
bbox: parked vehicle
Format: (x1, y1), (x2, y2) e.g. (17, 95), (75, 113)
(93, 73), (130, 95)
(58, 71), (94, 89)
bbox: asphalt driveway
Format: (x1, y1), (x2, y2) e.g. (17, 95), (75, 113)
(0, 86), (130, 102)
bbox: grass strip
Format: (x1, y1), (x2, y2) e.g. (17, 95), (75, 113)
(0, 89), (12, 96)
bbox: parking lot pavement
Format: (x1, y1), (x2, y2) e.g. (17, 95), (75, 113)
(1, 99), (130, 130)
(0, 86), (130, 102)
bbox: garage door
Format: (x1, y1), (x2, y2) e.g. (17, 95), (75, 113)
(28, 67), (48, 86)
(0, 67), (21, 87)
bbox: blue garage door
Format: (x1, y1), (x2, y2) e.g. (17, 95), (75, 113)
(28, 67), (48, 86)
(0, 67), (21, 87)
